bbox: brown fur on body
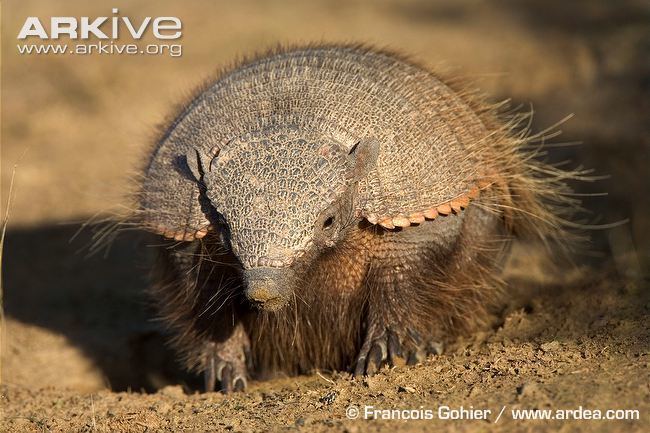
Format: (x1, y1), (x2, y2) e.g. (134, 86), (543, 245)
(153, 191), (508, 378)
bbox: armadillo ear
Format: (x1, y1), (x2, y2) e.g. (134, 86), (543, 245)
(140, 144), (215, 242)
(349, 138), (380, 181)
(185, 148), (213, 182)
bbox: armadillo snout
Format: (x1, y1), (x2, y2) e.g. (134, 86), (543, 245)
(243, 268), (292, 311)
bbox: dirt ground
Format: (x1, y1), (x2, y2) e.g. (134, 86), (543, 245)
(1, 1), (649, 432)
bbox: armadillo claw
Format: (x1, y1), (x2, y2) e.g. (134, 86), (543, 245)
(215, 363), (248, 393)
(354, 328), (444, 376)
(203, 333), (250, 394)
(405, 329), (444, 365)
(354, 329), (406, 376)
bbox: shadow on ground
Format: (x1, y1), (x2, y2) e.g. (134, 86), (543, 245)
(3, 223), (198, 392)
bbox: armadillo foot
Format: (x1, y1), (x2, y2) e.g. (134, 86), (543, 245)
(404, 329), (444, 365)
(203, 325), (251, 393)
(354, 327), (443, 376)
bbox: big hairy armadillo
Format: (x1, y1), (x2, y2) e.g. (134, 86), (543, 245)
(139, 45), (574, 392)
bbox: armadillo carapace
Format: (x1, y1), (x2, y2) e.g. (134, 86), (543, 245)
(139, 45), (572, 392)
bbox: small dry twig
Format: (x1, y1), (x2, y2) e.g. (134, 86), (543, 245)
(0, 163), (19, 386)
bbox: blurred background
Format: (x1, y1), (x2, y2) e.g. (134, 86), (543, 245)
(2, 0), (648, 392)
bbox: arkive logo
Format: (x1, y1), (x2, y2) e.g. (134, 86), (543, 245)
(16, 8), (183, 57)
(17, 8), (182, 40)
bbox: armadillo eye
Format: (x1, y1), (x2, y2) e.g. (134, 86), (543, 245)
(322, 216), (335, 230)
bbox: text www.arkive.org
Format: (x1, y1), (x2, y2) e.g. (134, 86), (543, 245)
(16, 41), (182, 57)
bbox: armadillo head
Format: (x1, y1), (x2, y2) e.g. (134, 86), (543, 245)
(186, 125), (378, 311)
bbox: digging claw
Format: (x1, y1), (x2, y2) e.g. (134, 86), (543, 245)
(233, 376), (247, 392)
(354, 329), (404, 376)
(388, 332), (402, 359)
(426, 340), (444, 356)
(204, 346), (217, 392)
(219, 363), (233, 393)
(354, 328), (444, 376)
(366, 340), (387, 375)
(203, 328), (250, 393)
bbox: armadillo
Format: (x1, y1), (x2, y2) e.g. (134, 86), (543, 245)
(138, 44), (574, 392)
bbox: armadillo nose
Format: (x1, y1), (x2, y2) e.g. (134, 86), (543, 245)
(243, 268), (290, 311)
(245, 283), (286, 311)
(246, 284), (279, 303)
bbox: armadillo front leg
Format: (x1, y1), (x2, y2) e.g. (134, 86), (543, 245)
(155, 239), (252, 392)
(354, 239), (446, 376)
(203, 322), (251, 393)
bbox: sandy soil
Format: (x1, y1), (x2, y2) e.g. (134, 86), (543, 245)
(2, 1), (648, 432)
